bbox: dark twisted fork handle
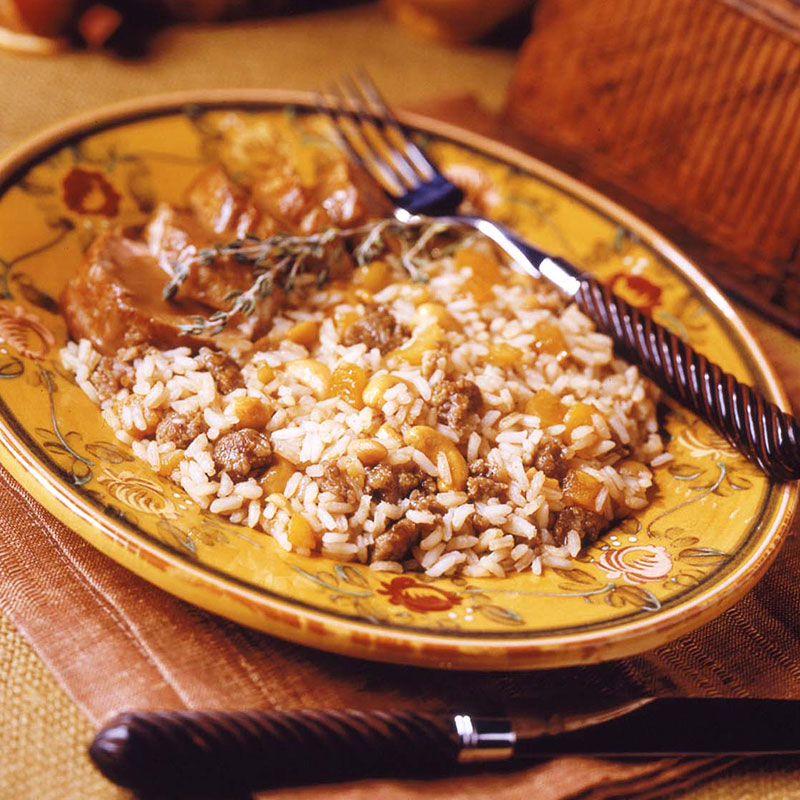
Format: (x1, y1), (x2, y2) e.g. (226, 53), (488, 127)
(572, 272), (800, 481)
(90, 709), (464, 796)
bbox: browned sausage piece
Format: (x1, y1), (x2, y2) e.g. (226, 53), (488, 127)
(341, 306), (407, 355)
(371, 518), (421, 563)
(431, 378), (482, 432)
(155, 410), (206, 450)
(552, 506), (608, 546)
(198, 348), (244, 394)
(212, 428), (272, 481)
(532, 440), (568, 481)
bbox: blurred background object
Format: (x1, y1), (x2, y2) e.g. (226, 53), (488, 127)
(508, 0), (800, 332)
(383, 0), (530, 43)
(0, 0), (349, 52)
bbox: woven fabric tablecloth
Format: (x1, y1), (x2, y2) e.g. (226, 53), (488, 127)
(1, 6), (800, 799)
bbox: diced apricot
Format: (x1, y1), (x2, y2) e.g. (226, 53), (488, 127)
(524, 389), (567, 427)
(288, 511), (316, 549)
(158, 449), (184, 477)
(532, 320), (567, 356)
(285, 320), (320, 347)
(487, 343), (522, 367)
(232, 396), (270, 430)
(456, 246), (504, 301)
(329, 362), (368, 409)
(256, 364), (275, 384)
(391, 322), (444, 365)
(563, 402), (599, 435)
(563, 469), (604, 511)
(259, 457), (296, 495)
(352, 260), (392, 293)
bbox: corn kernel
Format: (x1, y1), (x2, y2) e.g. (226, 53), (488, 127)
(285, 359), (331, 398)
(375, 423), (404, 448)
(232, 396), (270, 430)
(285, 320), (320, 347)
(352, 260), (392, 293)
(362, 374), (413, 409)
(403, 425), (468, 491)
(414, 302), (458, 331)
(256, 364), (275, 384)
(334, 309), (360, 333)
(347, 438), (388, 466)
(391, 322), (443, 365)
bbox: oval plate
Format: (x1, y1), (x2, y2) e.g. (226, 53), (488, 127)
(0, 91), (795, 670)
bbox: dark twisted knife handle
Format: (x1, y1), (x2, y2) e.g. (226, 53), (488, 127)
(572, 272), (800, 481)
(90, 709), (461, 796)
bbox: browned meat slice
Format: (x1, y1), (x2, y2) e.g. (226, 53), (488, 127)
(318, 461), (360, 506)
(371, 519), (421, 563)
(364, 463), (436, 505)
(155, 410), (206, 449)
(341, 307), (407, 355)
(61, 232), (216, 356)
(212, 428), (272, 481)
(431, 378), (482, 432)
(145, 204), (284, 339)
(187, 166), (266, 238)
(198, 348), (244, 394)
(552, 507), (608, 546)
(532, 441), (568, 481)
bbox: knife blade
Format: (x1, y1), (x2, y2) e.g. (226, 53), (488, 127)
(89, 698), (800, 796)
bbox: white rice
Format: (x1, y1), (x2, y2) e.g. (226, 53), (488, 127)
(60, 242), (665, 578)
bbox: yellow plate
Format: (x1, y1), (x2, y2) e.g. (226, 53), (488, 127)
(0, 91), (795, 670)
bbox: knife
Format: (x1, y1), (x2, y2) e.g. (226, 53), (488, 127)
(89, 698), (800, 796)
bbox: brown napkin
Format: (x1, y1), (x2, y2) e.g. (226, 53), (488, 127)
(1, 98), (799, 800)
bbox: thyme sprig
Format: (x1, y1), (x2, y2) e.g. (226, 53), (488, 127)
(168, 216), (464, 337)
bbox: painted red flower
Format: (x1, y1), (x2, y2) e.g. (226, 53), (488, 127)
(62, 167), (121, 217)
(377, 576), (461, 613)
(608, 273), (662, 314)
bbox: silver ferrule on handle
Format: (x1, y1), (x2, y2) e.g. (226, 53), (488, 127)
(537, 256), (582, 297)
(452, 715), (516, 763)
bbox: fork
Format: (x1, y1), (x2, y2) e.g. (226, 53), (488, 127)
(317, 72), (800, 482)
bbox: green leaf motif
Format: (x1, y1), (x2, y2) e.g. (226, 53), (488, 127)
(552, 567), (602, 587)
(475, 604), (525, 626)
(677, 547), (730, 567)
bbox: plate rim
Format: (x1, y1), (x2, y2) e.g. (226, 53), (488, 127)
(0, 88), (796, 670)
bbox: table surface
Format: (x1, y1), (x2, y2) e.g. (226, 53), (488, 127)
(1, 5), (799, 799)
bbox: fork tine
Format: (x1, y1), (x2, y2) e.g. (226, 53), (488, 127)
(316, 84), (404, 197)
(343, 75), (423, 189)
(354, 68), (436, 181)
